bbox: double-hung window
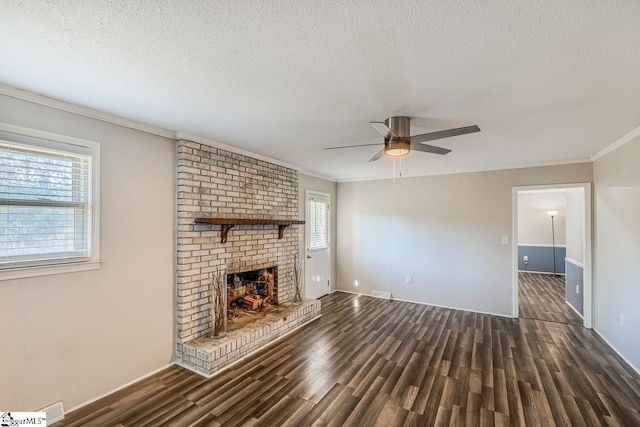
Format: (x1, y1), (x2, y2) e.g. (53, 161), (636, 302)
(0, 124), (100, 279)
(308, 196), (329, 251)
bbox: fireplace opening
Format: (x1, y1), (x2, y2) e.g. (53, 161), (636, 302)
(227, 266), (278, 315)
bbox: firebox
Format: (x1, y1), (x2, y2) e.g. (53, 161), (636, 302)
(227, 266), (278, 311)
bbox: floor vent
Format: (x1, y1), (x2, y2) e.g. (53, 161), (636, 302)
(41, 401), (64, 424)
(371, 290), (391, 300)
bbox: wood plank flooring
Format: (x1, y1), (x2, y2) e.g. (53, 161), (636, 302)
(56, 292), (640, 426)
(519, 272), (583, 326)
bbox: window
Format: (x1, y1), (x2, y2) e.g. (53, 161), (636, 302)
(308, 196), (329, 251)
(0, 124), (100, 279)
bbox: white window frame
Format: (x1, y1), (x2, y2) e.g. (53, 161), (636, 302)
(306, 191), (330, 252)
(0, 123), (101, 280)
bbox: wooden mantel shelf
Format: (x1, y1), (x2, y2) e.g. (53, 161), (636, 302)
(194, 218), (305, 243)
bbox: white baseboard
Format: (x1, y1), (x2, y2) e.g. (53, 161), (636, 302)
(565, 301), (584, 319)
(518, 270), (566, 276)
(65, 316), (323, 414)
(518, 243), (567, 248)
(63, 314), (321, 415)
(337, 289), (389, 300)
(565, 257), (584, 268)
(593, 328), (640, 376)
(65, 362), (175, 415)
(334, 290), (514, 319)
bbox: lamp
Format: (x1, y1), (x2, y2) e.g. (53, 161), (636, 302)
(546, 210), (559, 276)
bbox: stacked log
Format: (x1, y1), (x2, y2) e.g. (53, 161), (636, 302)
(242, 295), (262, 310)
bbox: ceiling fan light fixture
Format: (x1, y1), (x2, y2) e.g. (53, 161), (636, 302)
(385, 148), (410, 157)
(384, 140), (410, 157)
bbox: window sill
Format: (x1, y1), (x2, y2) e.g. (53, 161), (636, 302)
(0, 260), (102, 281)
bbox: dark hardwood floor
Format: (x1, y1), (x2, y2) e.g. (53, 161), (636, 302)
(56, 292), (640, 426)
(519, 272), (583, 326)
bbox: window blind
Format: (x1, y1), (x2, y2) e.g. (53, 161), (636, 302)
(0, 140), (92, 268)
(308, 198), (329, 251)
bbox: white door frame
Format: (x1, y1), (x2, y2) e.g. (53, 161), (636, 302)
(512, 182), (593, 328)
(305, 190), (331, 298)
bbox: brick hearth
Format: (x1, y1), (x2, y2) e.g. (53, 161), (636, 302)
(180, 300), (321, 376)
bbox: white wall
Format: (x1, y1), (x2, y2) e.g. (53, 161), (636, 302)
(517, 191), (566, 246)
(0, 94), (175, 410)
(565, 188), (585, 263)
(337, 163), (592, 316)
(298, 174), (337, 292)
(594, 135), (640, 371)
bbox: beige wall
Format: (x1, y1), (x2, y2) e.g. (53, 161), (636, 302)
(565, 188), (585, 264)
(337, 163), (592, 316)
(517, 191), (566, 246)
(298, 174), (337, 293)
(594, 135), (640, 371)
(0, 94), (175, 410)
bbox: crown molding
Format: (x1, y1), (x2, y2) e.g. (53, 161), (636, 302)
(175, 131), (299, 170)
(296, 169), (337, 182)
(334, 158), (593, 183)
(0, 83), (176, 139)
(0, 83), (598, 184)
(0, 84), (342, 180)
(174, 132), (335, 181)
(591, 126), (640, 161)
(0, 83), (357, 182)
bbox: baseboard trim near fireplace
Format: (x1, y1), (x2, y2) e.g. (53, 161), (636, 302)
(176, 314), (322, 379)
(65, 362), (176, 416)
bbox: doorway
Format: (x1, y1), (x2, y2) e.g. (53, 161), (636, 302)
(305, 190), (331, 299)
(512, 183), (592, 328)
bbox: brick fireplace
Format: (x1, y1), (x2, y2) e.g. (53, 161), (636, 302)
(175, 139), (320, 375)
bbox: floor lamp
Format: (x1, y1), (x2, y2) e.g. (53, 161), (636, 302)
(546, 210), (559, 276)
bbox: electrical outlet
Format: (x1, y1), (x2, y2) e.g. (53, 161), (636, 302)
(406, 276), (412, 284)
(502, 236), (509, 245)
(620, 313), (624, 326)
(576, 285), (579, 294)
(523, 256), (528, 262)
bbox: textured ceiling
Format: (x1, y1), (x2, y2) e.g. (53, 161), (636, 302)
(1, 1), (639, 180)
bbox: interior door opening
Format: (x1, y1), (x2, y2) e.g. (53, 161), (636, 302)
(512, 184), (592, 328)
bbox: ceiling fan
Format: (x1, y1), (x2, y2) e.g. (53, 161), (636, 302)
(325, 116), (480, 162)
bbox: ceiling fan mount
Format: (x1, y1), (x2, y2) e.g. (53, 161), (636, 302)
(325, 116), (480, 162)
(378, 116), (411, 157)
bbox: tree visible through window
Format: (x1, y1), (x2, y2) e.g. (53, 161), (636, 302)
(0, 139), (92, 268)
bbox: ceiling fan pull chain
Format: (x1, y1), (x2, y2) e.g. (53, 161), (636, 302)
(399, 156), (402, 178)
(393, 157), (396, 183)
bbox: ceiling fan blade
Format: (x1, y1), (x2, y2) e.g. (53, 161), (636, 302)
(324, 143), (383, 150)
(369, 149), (385, 162)
(370, 121), (401, 140)
(410, 125), (480, 144)
(410, 141), (451, 155)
